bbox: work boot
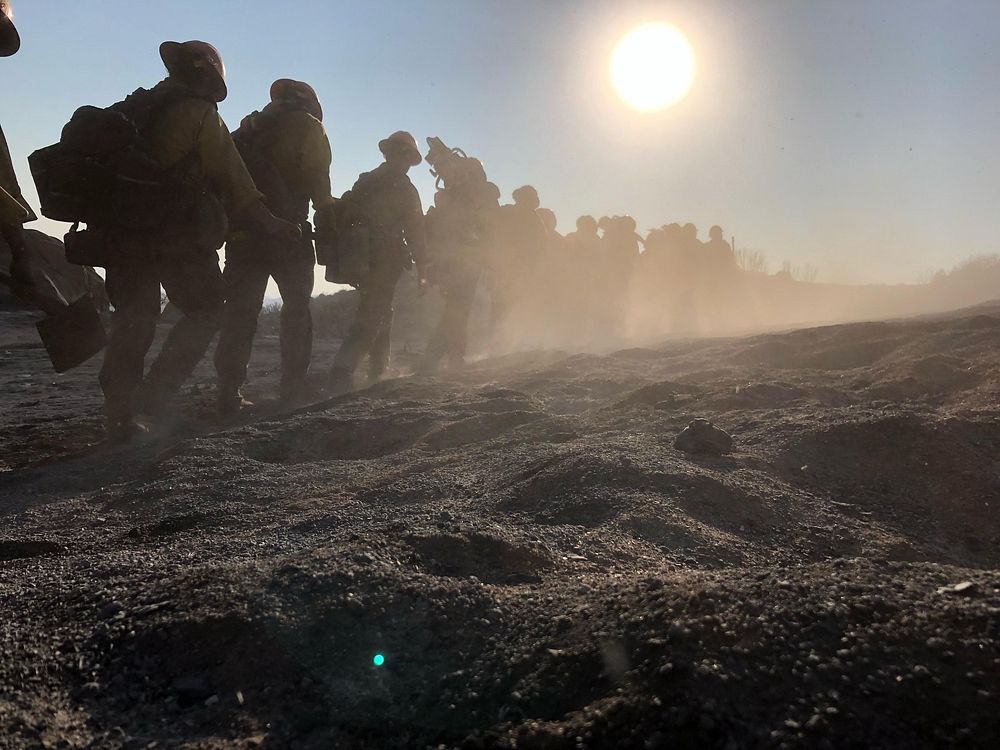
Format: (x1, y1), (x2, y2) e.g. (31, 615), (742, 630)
(368, 353), (392, 385)
(414, 353), (442, 377)
(135, 381), (173, 419)
(105, 416), (148, 444)
(326, 368), (353, 396)
(279, 377), (308, 406)
(217, 386), (252, 418)
(103, 397), (147, 443)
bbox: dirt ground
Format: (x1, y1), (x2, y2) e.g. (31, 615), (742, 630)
(1, 305), (998, 748)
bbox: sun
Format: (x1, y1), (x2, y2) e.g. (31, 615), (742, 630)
(610, 23), (696, 112)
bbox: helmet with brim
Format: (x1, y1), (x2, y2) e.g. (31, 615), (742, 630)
(270, 78), (323, 122)
(159, 40), (227, 102)
(379, 130), (421, 166)
(0, 1), (21, 57)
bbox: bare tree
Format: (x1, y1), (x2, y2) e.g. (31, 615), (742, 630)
(737, 248), (769, 274)
(797, 263), (819, 283)
(779, 261), (819, 283)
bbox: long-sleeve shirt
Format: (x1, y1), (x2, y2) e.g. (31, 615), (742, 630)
(345, 163), (426, 269)
(140, 79), (263, 214)
(257, 104), (334, 212)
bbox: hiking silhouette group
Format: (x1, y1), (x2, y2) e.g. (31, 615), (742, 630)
(0, 17), (743, 441)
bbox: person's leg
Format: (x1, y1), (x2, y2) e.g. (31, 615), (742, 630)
(445, 270), (479, 365)
(99, 262), (161, 434)
(273, 248), (315, 397)
(490, 285), (509, 334)
(368, 302), (394, 382)
(330, 287), (376, 382)
(420, 300), (450, 374)
(330, 266), (399, 381)
(213, 250), (270, 403)
(143, 250), (224, 409)
(367, 264), (405, 382)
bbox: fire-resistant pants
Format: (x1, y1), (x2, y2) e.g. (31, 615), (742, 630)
(425, 266), (480, 366)
(214, 237), (315, 393)
(331, 263), (404, 380)
(99, 249), (224, 420)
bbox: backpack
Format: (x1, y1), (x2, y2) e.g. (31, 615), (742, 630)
(231, 109), (302, 225)
(28, 87), (203, 232)
(322, 194), (370, 286)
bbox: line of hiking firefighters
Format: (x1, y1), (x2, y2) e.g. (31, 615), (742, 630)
(483, 211), (741, 351)
(0, 26), (739, 441)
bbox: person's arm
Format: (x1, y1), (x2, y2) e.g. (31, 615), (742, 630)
(196, 109), (261, 212)
(197, 109), (298, 237)
(402, 184), (428, 280)
(0, 126), (37, 285)
(1, 221), (31, 295)
(300, 120), (335, 212)
(1, 224), (70, 315)
(245, 200), (301, 237)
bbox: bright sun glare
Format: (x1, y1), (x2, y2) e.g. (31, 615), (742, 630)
(610, 23), (696, 112)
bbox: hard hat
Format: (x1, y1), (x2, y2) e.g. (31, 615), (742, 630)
(270, 78), (323, 122)
(512, 185), (539, 208)
(378, 130), (421, 166)
(0, 1), (20, 57)
(709, 225), (724, 239)
(159, 40), (227, 102)
(536, 207), (557, 231)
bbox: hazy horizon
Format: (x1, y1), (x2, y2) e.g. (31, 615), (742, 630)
(4, 0), (999, 294)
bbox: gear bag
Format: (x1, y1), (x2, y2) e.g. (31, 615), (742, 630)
(322, 169), (397, 287)
(36, 294), (107, 374)
(28, 88), (226, 260)
(323, 199), (370, 286)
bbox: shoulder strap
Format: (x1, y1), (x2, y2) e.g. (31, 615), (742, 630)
(233, 109), (284, 160)
(111, 86), (214, 167)
(111, 87), (182, 135)
(349, 168), (379, 200)
(234, 108), (308, 221)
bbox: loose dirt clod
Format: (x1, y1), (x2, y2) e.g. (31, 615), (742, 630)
(674, 419), (734, 454)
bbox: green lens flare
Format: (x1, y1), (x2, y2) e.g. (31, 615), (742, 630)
(373, 653), (385, 667)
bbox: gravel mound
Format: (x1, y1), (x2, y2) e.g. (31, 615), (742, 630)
(2, 311), (999, 748)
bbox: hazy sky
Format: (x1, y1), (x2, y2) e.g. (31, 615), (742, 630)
(4, 0), (999, 290)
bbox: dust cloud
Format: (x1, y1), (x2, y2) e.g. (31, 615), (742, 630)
(426, 204), (1000, 360)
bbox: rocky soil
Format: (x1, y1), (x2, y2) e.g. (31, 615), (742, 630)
(1, 306), (998, 748)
